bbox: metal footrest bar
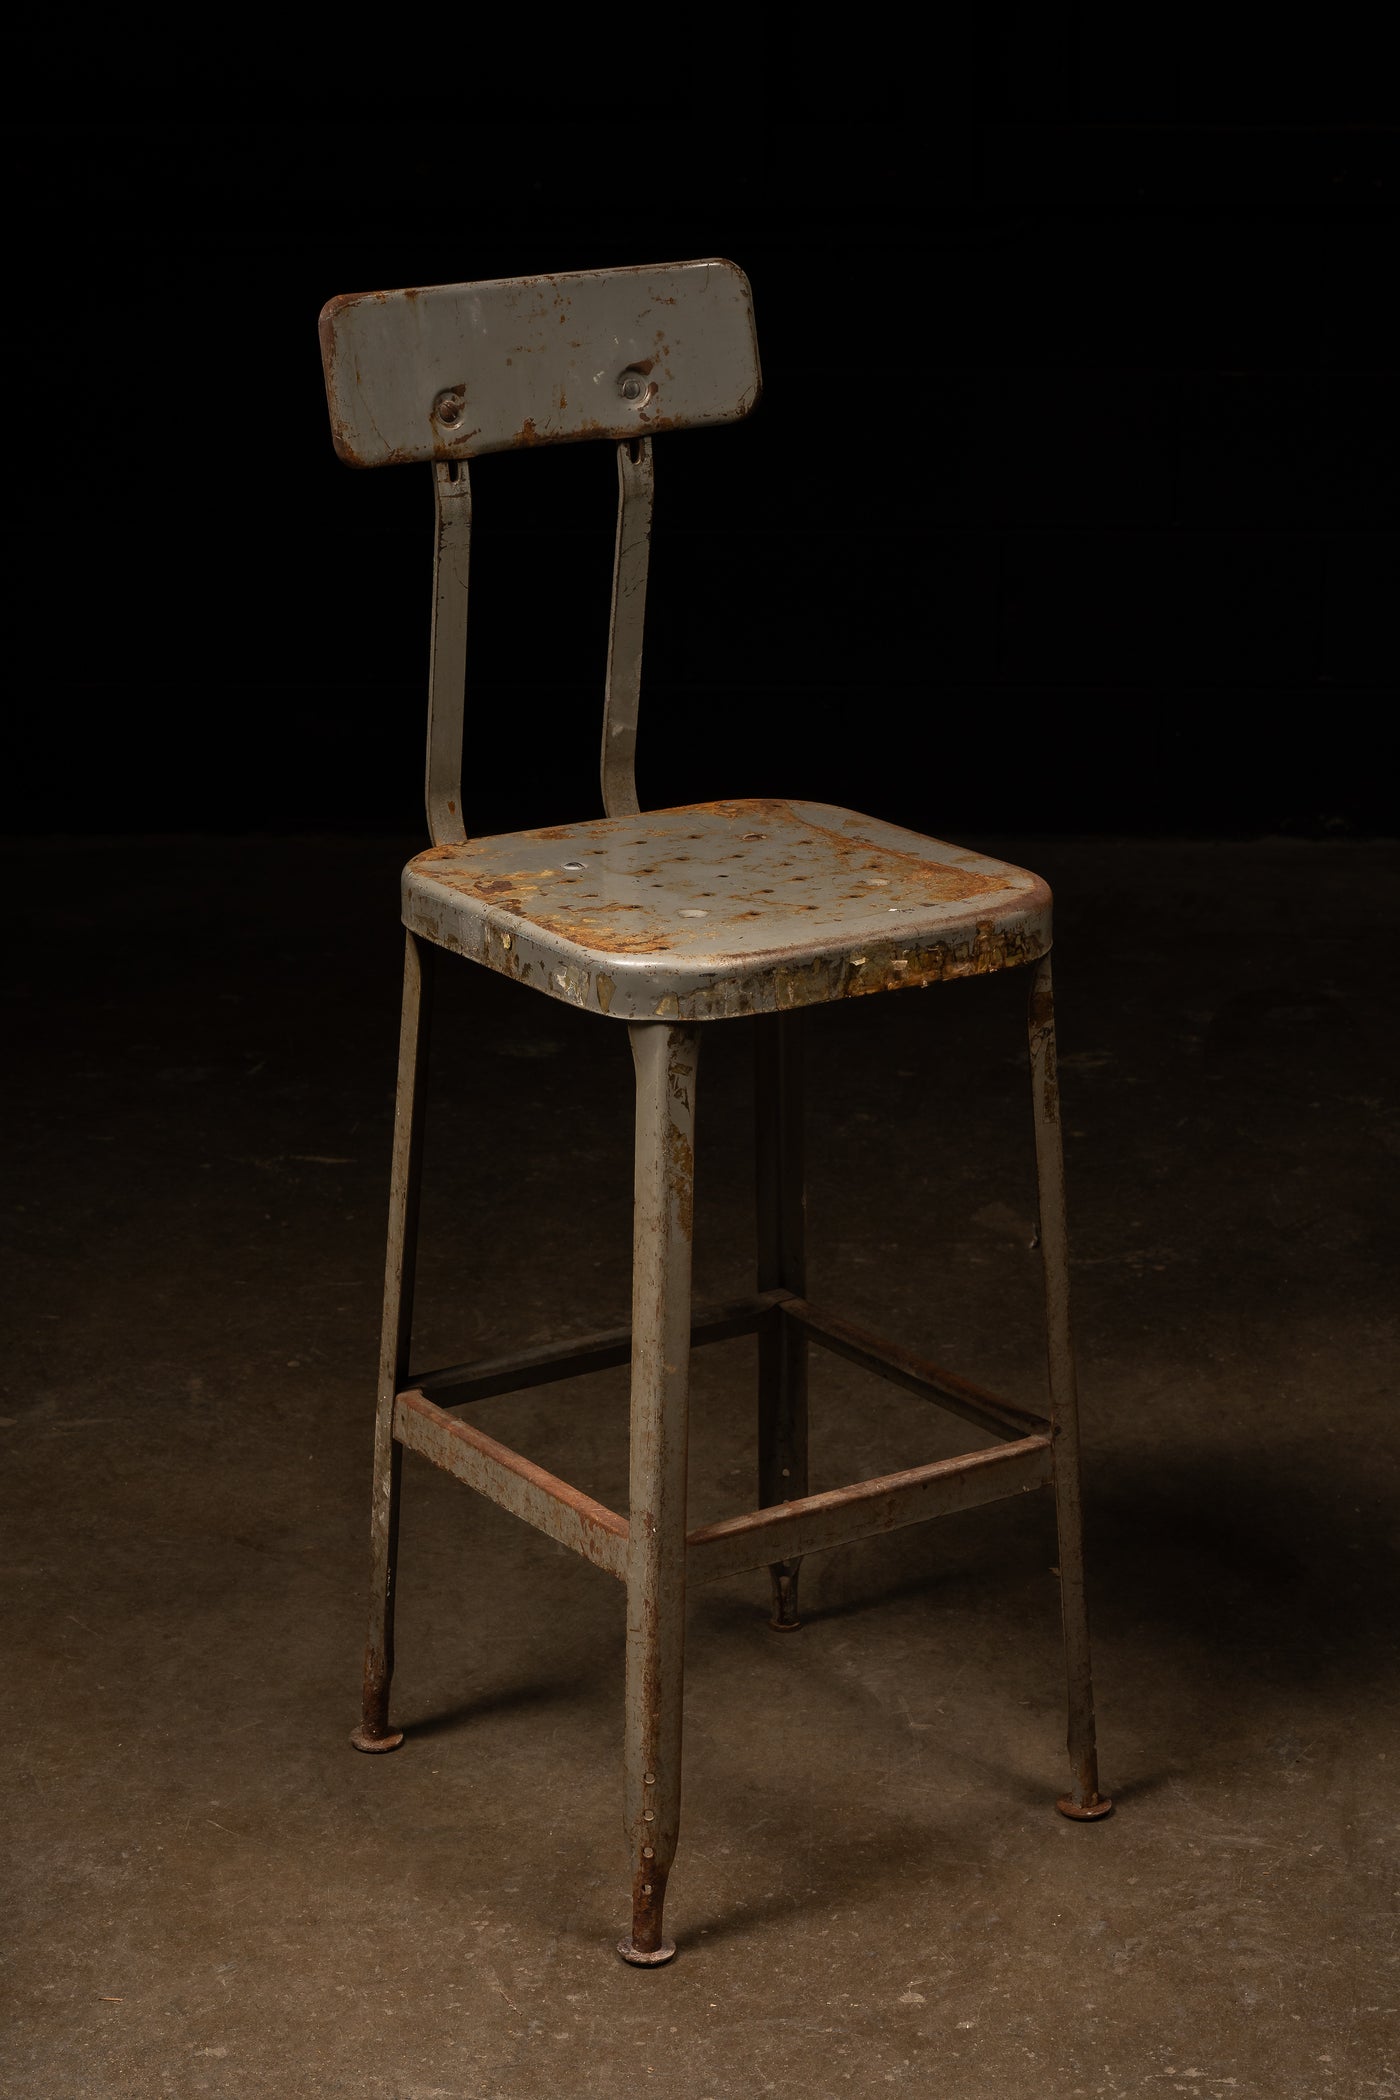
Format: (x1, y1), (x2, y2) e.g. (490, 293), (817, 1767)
(778, 1297), (1050, 1443)
(397, 1378), (1050, 1596)
(410, 1292), (1043, 1453)
(685, 1433), (1054, 1585)
(412, 1291), (789, 1409)
(393, 1389), (629, 1579)
(394, 1297), (1054, 1595)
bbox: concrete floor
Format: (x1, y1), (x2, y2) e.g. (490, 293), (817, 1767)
(4, 834), (1398, 2099)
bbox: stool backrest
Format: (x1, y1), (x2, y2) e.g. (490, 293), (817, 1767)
(319, 259), (760, 467)
(318, 260), (761, 842)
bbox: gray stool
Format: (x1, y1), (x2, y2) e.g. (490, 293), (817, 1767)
(318, 259), (1111, 1967)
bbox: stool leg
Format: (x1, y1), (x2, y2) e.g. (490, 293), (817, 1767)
(618, 1020), (700, 1965)
(1028, 955), (1113, 1820)
(755, 1011), (809, 1630)
(351, 930), (433, 1754)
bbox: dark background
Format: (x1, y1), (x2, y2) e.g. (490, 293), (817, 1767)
(6, 27), (1395, 844)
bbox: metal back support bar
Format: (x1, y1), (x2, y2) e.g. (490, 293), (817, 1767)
(600, 438), (654, 818)
(424, 432), (654, 846)
(426, 462), (471, 845)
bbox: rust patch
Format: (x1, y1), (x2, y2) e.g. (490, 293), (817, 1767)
(526, 912), (674, 954)
(626, 1866), (672, 1959)
(1028, 961), (1061, 1121)
(664, 1113), (695, 1241)
(403, 798), (1048, 1021)
(681, 798), (1010, 904)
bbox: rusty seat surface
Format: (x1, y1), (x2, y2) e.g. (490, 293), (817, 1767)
(401, 797), (1051, 1022)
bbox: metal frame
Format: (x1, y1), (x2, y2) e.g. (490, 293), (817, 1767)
(385, 1290), (1059, 1586)
(349, 934), (1111, 1941)
(320, 263), (1110, 1973)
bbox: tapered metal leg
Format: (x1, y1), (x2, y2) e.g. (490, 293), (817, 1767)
(1028, 955), (1112, 1820)
(755, 1011), (809, 1629)
(618, 1021), (700, 1965)
(351, 930), (433, 1754)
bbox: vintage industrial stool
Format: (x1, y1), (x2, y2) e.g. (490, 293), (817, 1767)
(318, 259), (1111, 1966)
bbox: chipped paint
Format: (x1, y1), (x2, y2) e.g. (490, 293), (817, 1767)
(401, 799), (1051, 1021)
(318, 260), (761, 469)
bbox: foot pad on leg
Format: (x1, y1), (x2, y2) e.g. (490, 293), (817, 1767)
(1056, 1793), (1113, 1821)
(617, 1937), (677, 1967)
(350, 1726), (404, 1753)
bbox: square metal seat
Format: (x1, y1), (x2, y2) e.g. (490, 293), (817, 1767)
(318, 258), (1112, 1971)
(403, 798), (1052, 1020)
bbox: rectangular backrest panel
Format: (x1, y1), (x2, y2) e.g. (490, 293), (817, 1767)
(319, 259), (761, 468)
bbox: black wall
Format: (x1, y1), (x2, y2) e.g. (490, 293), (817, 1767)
(8, 51), (1395, 841)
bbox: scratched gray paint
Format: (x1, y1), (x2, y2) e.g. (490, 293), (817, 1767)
(620, 1022), (699, 1962)
(1029, 955), (1112, 1817)
(351, 930), (431, 1753)
(600, 437), (654, 821)
(400, 799), (1052, 1021)
(394, 1390), (629, 1581)
(686, 1436), (1055, 1586)
(425, 463), (472, 846)
(319, 260), (761, 469)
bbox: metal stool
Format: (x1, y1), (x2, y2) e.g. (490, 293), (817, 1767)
(318, 260), (1112, 1967)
